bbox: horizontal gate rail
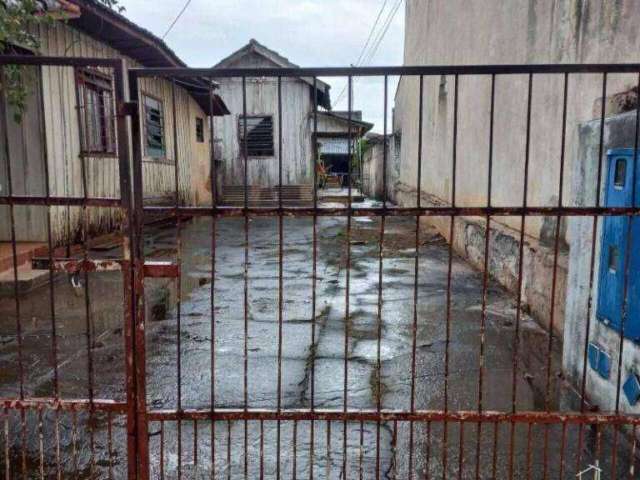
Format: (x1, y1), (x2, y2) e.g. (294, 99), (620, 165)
(0, 196), (123, 207)
(142, 205), (640, 217)
(145, 408), (640, 426)
(30, 258), (179, 277)
(131, 63), (640, 77)
(1, 399), (128, 413)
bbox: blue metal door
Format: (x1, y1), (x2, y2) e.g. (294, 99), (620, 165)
(597, 148), (640, 340)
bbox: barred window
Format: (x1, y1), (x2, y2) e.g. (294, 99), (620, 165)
(143, 95), (166, 159)
(76, 69), (116, 155)
(238, 115), (274, 157)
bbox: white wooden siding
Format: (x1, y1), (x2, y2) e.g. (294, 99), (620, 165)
(212, 77), (314, 188)
(0, 21), (210, 244)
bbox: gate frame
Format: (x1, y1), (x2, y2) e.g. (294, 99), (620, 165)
(4, 56), (640, 478)
(0, 55), (145, 479)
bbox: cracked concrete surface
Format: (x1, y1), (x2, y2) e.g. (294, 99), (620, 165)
(0, 202), (614, 478)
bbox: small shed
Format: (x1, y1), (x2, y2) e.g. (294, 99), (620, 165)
(211, 40), (329, 202)
(316, 110), (372, 186)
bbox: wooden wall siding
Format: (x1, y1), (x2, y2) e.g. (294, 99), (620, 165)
(316, 114), (355, 134)
(213, 77), (314, 188)
(0, 21), (210, 244)
(0, 64), (48, 242)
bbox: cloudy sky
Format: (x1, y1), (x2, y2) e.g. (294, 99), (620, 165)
(121, 0), (405, 132)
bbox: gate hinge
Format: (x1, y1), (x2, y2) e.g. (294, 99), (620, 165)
(118, 101), (138, 117)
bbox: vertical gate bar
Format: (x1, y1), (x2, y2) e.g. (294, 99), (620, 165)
(491, 421), (498, 480)
(629, 424), (638, 479)
(107, 411), (114, 480)
(120, 64), (140, 480)
(442, 73), (458, 480)
(475, 72), (496, 480)
(327, 420), (332, 479)
(242, 74), (249, 480)
(260, 420), (264, 480)
(43, 68), (62, 475)
(542, 71), (569, 480)
(0, 66), (27, 479)
(343, 74), (353, 480)
(611, 70), (640, 480)
(391, 419), (398, 479)
(525, 422), (532, 480)
(227, 420), (232, 480)
(292, 419), (298, 480)
(409, 73), (424, 480)
(38, 64), (60, 400)
(159, 421), (164, 479)
(76, 64), (97, 477)
(127, 68), (150, 480)
(15, 71), (32, 479)
(54, 406), (60, 479)
(170, 79), (184, 480)
(276, 74), (284, 480)
(0, 68), (23, 393)
(425, 420), (431, 480)
(375, 74), (387, 480)
(208, 79), (217, 478)
(595, 423), (602, 473)
(558, 420), (567, 479)
(37, 406), (43, 480)
(576, 72), (607, 473)
(309, 76), (318, 480)
(193, 419), (198, 476)
(3, 406), (8, 480)
(611, 422), (620, 479)
(457, 421), (464, 480)
(358, 420), (364, 480)
(508, 72), (533, 480)
(71, 408), (78, 476)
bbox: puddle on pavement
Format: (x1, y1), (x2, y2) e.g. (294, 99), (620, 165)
(1, 214), (604, 478)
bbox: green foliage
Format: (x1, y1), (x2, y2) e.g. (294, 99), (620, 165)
(0, 0), (124, 121)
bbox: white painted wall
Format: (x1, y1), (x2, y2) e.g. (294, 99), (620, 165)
(396, 0), (640, 241)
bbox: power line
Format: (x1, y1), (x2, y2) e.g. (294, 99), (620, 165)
(162, 0), (193, 40)
(334, 0), (391, 106)
(354, 0), (389, 66)
(361, 0), (403, 66)
(334, 0), (403, 107)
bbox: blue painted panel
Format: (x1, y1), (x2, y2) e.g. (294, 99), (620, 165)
(598, 349), (611, 379)
(623, 373), (640, 406)
(587, 343), (599, 371)
(597, 149), (640, 341)
(587, 342), (611, 379)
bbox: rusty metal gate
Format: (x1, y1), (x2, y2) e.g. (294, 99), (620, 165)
(3, 54), (640, 479)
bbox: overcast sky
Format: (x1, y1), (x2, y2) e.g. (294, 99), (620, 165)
(121, 0), (405, 132)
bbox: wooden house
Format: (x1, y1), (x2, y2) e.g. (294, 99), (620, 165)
(0, 0), (228, 247)
(211, 40), (370, 205)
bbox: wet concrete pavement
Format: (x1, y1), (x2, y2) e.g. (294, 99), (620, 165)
(0, 201), (618, 478)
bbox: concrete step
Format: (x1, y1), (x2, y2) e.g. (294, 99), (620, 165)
(0, 242), (47, 272)
(0, 263), (59, 297)
(221, 184), (314, 206)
